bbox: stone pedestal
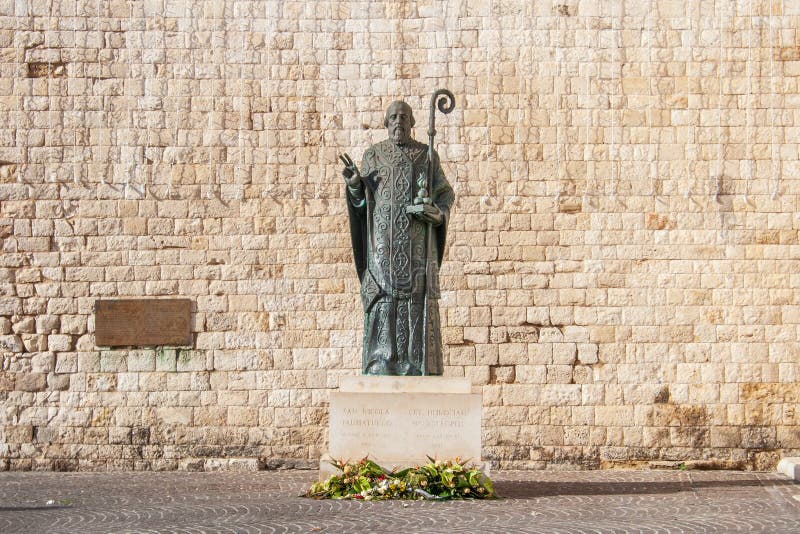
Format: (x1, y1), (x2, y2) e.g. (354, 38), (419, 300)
(320, 376), (483, 480)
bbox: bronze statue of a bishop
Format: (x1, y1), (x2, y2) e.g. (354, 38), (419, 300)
(340, 97), (455, 376)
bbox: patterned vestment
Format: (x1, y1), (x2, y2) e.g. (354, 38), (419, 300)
(346, 138), (454, 375)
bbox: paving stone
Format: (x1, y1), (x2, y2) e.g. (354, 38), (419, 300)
(0, 470), (798, 533)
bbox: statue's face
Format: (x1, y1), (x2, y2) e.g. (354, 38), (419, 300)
(386, 102), (413, 145)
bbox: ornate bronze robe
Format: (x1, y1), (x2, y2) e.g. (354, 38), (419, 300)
(347, 139), (454, 375)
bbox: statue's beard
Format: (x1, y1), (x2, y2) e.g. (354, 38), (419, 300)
(391, 127), (408, 145)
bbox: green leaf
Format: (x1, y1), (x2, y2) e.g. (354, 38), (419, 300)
(480, 474), (495, 496)
(393, 467), (412, 478)
(352, 476), (371, 493)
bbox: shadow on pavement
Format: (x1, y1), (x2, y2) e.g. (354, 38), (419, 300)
(0, 506), (73, 512)
(495, 477), (795, 499)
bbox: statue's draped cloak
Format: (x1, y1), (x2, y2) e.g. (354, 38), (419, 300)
(346, 139), (454, 375)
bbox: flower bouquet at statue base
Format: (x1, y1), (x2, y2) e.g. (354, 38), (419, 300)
(305, 456), (496, 501)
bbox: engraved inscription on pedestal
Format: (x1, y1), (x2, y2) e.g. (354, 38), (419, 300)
(95, 299), (192, 347)
(328, 392), (482, 464)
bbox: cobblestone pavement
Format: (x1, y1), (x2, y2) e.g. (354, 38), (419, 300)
(0, 469), (799, 533)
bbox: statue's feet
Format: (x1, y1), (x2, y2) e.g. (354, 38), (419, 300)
(364, 360), (394, 375)
(395, 361), (422, 376)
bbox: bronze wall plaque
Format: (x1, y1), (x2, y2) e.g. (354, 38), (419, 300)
(95, 299), (192, 347)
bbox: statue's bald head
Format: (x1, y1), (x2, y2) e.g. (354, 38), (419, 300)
(384, 101), (415, 145)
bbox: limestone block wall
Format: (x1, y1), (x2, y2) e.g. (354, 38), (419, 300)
(1, 0), (800, 470)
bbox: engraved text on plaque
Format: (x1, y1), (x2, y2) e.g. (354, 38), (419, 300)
(94, 299), (192, 347)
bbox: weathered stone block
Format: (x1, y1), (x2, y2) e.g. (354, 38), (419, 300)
(47, 373), (70, 391)
(35, 315), (59, 334)
(12, 317), (35, 334)
(155, 349), (177, 372)
(0, 335), (23, 353)
(21, 334), (47, 352)
(5, 425), (33, 444)
(128, 350), (155, 372)
(16, 373), (46, 391)
(48, 334), (73, 352)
